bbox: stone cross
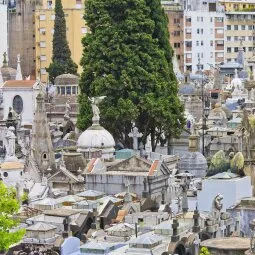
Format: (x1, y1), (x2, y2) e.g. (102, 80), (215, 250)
(128, 126), (142, 150)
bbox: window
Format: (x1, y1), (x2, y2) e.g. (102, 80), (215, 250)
(39, 28), (46, 34)
(47, 0), (52, 8)
(216, 28), (224, 34)
(227, 25), (231, 30)
(216, 17), (223, 22)
(249, 25), (253, 30)
(3, 172), (8, 178)
(241, 25), (246, 30)
(174, 43), (180, 48)
(249, 36), (253, 41)
(201, 17), (203, 22)
(210, 41), (213, 46)
(227, 58), (231, 62)
(66, 86), (71, 95)
(81, 27), (87, 34)
(174, 31), (181, 36)
(40, 55), (46, 61)
(216, 40), (224, 46)
(72, 86), (77, 95)
(43, 153), (47, 159)
(201, 41), (203, 46)
(41, 68), (47, 75)
(201, 28), (203, 34)
(234, 47), (238, 52)
(227, 36), (231, 41)
(196, 41), (199, 46)
(76, 0), (82, 8)
(241, 36), (245, 41)
(234, 25), (238, 30)
(234, 36), (238, 41)
(249, 47), (253, 52)
(13, 95), (23, 114)
(176, 55), (180, 60)
(40, 41), (46, 48)
(210, 17), (213, 22)
(186, 53), (192, 59)
(174, 18), (180, 24)
(186, 17), (191, 22)
(185, 41), (192, 47)
(227, 47), (231, 53)
(197, 53), (200, 58)
(197, 28), (200, 34)
(39, 14), (46, 20)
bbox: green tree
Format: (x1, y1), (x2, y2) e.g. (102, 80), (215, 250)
(0, 182), (25, 252)
(47, 0), (78, 83)
(200, 247), (210, 255)
(78, 0), (185, 151)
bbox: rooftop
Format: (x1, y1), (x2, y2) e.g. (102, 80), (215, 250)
(44, 208), (82, 217)
(26, 222), (56, 232)
(1, 161), (24, 169)
(2, 80), (36, 88)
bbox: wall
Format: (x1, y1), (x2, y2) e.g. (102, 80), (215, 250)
(8, 0), (36, 77)
(2, 88), (34, 124)
(0, 3), (7, 64)
(197, 176), (252, 212)
(35, 0), (87, 82)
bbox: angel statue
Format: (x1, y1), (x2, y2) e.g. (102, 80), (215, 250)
(88, 96), (106, 120)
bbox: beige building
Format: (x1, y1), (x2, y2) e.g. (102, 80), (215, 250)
(219, 0), (255, 63)
(35, 0), (87, 82)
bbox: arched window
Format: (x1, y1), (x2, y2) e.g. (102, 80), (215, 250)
(13, 95), (23, 114)
(42, 153), (47, 160)
(3, 172), (8, 177)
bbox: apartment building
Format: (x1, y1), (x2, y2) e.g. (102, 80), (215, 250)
(162, 1), (184, 72)
(182, 0), (225, 72)
(219, 0), (255, 63)
(35, 0), (86, 82)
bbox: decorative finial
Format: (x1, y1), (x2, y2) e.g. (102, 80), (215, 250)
(2, 52), (7, 67)
(15, 54), (22, 80)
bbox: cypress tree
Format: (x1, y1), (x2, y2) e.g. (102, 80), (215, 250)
(78, 0), (185, 151)
(47, 0), (78, 83)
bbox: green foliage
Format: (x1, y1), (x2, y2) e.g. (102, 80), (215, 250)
(200, 247), (210, 255)
(248, 114), (255, 130)
(78, 0), (185, 150)
(21, 192), (28, 202)
(0, 182), (25, 252)
(230, 151), (244, 175)
(46, 0), (78, 83)
(207, 150), (229, 176)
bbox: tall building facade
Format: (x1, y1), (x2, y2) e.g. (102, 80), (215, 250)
(35, 0), (86, 82)
(0, 1), (7, 65)
(219, 0), (255, 63)
(183, 0), (225, 72)
(8, 0), (87, 82)
(163, 1), (184, 72)
(7, 0), (36, 78)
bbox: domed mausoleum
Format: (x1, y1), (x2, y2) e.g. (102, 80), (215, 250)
(178, 152), (207, 178)
(77, 96), (115, 159)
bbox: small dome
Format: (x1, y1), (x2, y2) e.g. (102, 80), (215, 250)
(178, 152), (207, 178)
(54, 73), (79, 85)
(77, 125), (115, 159)
(1, 66), (16, 81)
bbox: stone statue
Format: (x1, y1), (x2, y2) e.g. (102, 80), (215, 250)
(4, 126), (17, 161)
(64, 98), (71, 119)
(212, 194), (223, 221)
(88, 96), (106, 120)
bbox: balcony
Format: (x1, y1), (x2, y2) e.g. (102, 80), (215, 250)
(215, 45), (224, 51)
(185, 46), (192, 51)
(185, 33), (191, 39)
(185, 59), (192, 63)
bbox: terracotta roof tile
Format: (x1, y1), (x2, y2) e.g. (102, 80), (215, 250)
(148, 160), (159, 176)
(3, 80), (36, 88)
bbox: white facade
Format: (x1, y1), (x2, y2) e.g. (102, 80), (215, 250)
(183, 10), (225, 72)
(197, 176), (252, 212)
(0, 3), (7, 64)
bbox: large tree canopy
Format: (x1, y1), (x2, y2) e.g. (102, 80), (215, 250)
(0, 182), (25, 252)
(47, 0), (78, 83)
(78, 0), (185, 151)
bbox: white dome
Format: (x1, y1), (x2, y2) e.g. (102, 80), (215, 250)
(77, 125), (115, 158)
